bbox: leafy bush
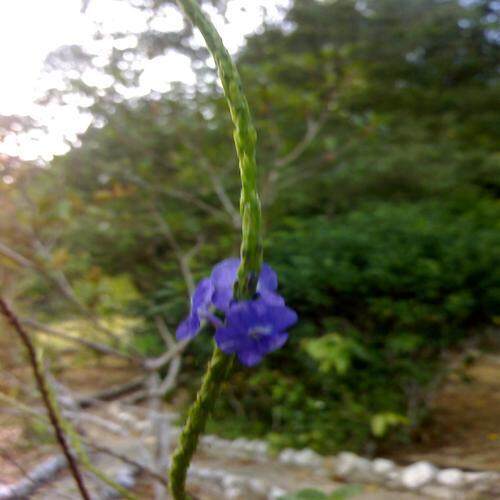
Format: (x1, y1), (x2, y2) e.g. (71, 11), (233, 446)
(209, 199), (500, 453)
(278, 485), (362, 500)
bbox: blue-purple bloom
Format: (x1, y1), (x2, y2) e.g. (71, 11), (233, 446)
(176, 278), (214, 341)
(215, 298), (298, 366)
(211, 257), (284, 311)
(176, 257), (297, 365)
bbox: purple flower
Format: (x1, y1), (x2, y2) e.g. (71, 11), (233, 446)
(176, 278), (214, 341)
(211, 257), (283, 311)
(214, 298), (298, 366)
(176, 258), (286, 341)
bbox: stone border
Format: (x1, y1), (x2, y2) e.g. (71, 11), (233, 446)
(107, 406), (500, 499)
(197, 434), (500, 499)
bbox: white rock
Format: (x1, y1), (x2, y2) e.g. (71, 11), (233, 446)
(268, 486), (287, 499)
(401, 461), (437, 489)
(218, 437), (231, 448)
(249, 478), (268, 494)
(464, 471), (496, 484)
(244, 440), (267, 454)
(222, 474), (246, 490)
(387, 469), (402, 487)
(336, 452), (372, 479)
(117, 411), (134, 423)
(291, 449), (323, 467)
(192, 467), (213, 480)
(115, 469), (135, 489)
(225, 487), (245, 499)
(278, 448), (296, 464)
(201, 435), (217, 446)
(0, 485), (12, 496)
(436, 468), (465, 488)
(192, 467), (225, 483)
(134, 420), (149, 432)
(420, 484), (457, 499)
(372, 458), (396, 476)
(233, 437), (250, 449)
(252, 441), (269, 456)
(335, 452), (361, 476)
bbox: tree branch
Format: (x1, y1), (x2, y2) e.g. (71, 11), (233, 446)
(152, 211), (196, 296)
(21, 318), (140, 363)
(89, 443), (168, 487)
(75, 376), (146, 408)
(0, 298), (91, 500)
(198, 158), (240, 228)
(143, 317), (188, 372)
(0, 454), (67, 500)
(0, 241), (35, 269)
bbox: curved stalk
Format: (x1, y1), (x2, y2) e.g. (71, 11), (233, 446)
(169, 1), (263, 498)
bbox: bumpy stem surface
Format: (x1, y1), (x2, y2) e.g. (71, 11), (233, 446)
(169, 1), (263, 498)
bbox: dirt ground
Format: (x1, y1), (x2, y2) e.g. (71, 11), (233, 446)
(1, 342), (499, 492)
(390, 352), (500, 472)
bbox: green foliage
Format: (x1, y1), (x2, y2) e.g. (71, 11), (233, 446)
(2, 0), (499, 454)
(370, 412), (409, 438)
(279, 490), (328, 500)
(278, 485), (363, 500)
(304, 333), (369, 375)
(210, 200), (500, 452)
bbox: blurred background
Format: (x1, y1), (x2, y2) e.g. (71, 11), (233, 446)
(0, 0), (499, 498)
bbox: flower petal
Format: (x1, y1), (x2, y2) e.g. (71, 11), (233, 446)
(238, 348), (264, 367)
(267, 305), (298, 332)
(176, 314), (200, 341)
(259, 332), (289, 354)
(192, 277), (214, 314)
(258, 264), (278, 292)
(215, 326), (250, 354)
(211, 258), (239, 311)
(259, 289), (285, 306)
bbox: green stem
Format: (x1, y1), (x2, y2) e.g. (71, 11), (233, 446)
(169, 1), (263, 499)
(176, 0), (263, 299)
(168, 347), (232, 500)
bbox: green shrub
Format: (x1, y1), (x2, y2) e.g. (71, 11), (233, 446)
(209, 199), (500, 453)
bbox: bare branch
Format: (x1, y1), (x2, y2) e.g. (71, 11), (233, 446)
(160, 361), (182, 396)
(33, 238), (88, 310)
(0, 241), (35, 269)
(0, 298), (91, 500)
(21, 318), (141, 363)
(153, 211), (196, 296)
(0, 238), (130, 348)
(0, 447), (33, 484)
(48, 381), (139, 500)
(262, 93), (336, 206)
(31, 237), (129, 346)
(152, 316), (183, 394)
(81, 0), (91, 13)
(88, 443), (168, 487)
(274, 118), (324, 169)
(0, 387), (167, 494)
(76, 376), (146, 408)
(154, 315), (175, 348)
(0, 454), (67, 500)
(64, 410), (127, 435)
(199, 158), (240, 228)
(125, 172), (226, 220)
(0, 391), (45, 421)
(144, 337), (188, 372)
(146, 374), (170, 500)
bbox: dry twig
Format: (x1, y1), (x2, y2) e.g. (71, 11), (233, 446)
(0, 297), (91, 500)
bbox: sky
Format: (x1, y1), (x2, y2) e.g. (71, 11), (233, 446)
(0, 0), (290, 161)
